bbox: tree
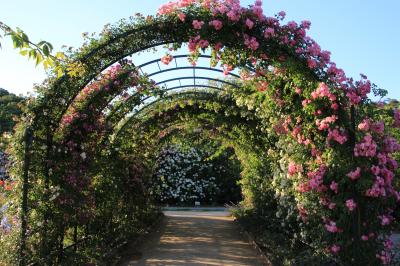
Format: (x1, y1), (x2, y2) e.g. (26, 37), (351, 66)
(0, 88), (24, 134)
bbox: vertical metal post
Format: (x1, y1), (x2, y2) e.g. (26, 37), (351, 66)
(19, 127), (33, 266)
(57, 229), (64, 264)
(41, 125), (52, 258)
(73, 225), (78, 252)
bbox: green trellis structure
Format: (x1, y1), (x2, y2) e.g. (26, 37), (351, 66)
(9, 3), (398, 266)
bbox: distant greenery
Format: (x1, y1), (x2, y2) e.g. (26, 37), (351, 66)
(0, 88), (24, 135)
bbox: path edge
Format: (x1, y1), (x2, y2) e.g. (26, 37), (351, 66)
(102, 211), (165, 265)
(234, 217), (273, 266)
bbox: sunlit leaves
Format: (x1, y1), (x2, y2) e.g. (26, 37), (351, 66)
(0, 22), (70, 77)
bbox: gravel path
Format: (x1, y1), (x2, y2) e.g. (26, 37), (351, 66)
(118, 211), (266, 266)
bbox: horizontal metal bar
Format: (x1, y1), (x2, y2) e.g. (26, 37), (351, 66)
(138, 54), (212, 68)
(147, 66), (240, 79)
(155, 76), (238, 87)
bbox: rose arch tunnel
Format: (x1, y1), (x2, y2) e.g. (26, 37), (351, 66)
(1, 1), (398, 265)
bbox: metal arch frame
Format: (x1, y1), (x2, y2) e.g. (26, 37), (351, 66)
(113, 90), (219, 138)
(85, 53), (241, 124)
(148, 66), (240, 78)
(154, 76), (238, 88)
(116, 102), (263, 149)
(105, 79), (231, 123)
(104, 58), (241, 123)
(115, 89), (218, 131)
(130, 86), (222, 119)
(107, 84), (223, 122)
(136, 54), (241, 79)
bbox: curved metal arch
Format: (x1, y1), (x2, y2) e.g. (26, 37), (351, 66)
(116, 89), (219, 128)
(115, 101), (266, 152)
(43, 40), (170, 127)
(129, 85), (223, 119)
(104, 83), (226, 125)
(101, 54), (240, 119)
(61, 52), (241, 128)
(113, 90), (221, 138)
(148, 66), (239, 78)
(136, 54), (241, 79)
(58, 53), (241, 133)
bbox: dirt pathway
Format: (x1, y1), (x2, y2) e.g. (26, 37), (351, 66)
(117, 211), (266, 266)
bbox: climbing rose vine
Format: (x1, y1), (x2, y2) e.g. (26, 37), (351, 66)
(155, 0), (399, 264)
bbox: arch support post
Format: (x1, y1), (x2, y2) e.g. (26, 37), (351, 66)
(18, 127), (33, 266)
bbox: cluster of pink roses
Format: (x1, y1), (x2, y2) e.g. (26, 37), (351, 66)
(288, 161), (303, 176)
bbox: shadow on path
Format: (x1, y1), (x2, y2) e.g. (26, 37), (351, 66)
(117, 211), (265, 266)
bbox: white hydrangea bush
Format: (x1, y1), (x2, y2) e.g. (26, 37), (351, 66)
(153, 145), (218, 204)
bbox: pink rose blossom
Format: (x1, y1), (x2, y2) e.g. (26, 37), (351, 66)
(198, 39), (209, 49)
(377, 153), (388, 165)
(264, 27), (275, 38)
(330, 244), (340, 254)
(161, 54), (173, 65)
(316, 115), (338, 131)
(356, 75), (371, 98)
(358, 118), (371, 131)
(177, 0), (194, 8)
(158, 2), (177, 15)
(297, 182), (310, 193)
(327, 128), (347, 144)
(177, 13), (186, 22)
(325, 221), (339, 233)
(287, 21), (297, 30)
(209, 20), (223, 30)
(354, 134), (377, 157)
(345, 199), (357, 211)
(301, 20), (311, 29)
(371, 165), (380, 176)
(382, 136), (400, 153)
(361, 235), (369, 241)
(244, 35), (259, 51)
(347, 90), (361, 105)
(246, 18), (255, 29)
(371, 121), (384, 134)
(288, 161), (302, 176)
(377, 251), (392, 265)
(214, 42), (223, 51)
(192, 20), (204, 29)
(227, 10), (240, 21)
(378, 215), (391, 226)
(330, 181), (338, 194)
(252, 0), (264, 20)
(307, 59), (317, 69)
(347, 167), (361, 181)
(312, 82), (336, 101)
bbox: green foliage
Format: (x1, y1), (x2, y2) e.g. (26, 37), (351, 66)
(0, 88), (24, 135)
(0, 21), (82, 78)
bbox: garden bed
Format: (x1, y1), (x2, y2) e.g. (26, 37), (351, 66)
(233, 210), (338, 266)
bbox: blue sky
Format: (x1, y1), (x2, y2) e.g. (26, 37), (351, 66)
(0, 0), (399, 99)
